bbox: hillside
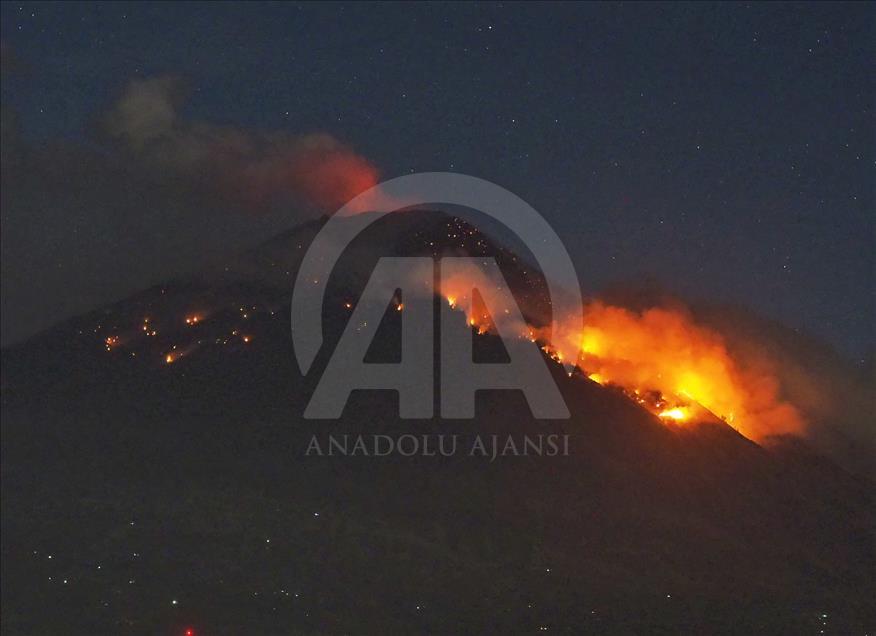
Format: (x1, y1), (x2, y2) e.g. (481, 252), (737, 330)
(2, 209), (873, 634)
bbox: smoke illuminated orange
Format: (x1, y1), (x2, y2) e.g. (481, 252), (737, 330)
(237, 136), (381, 212)
(434, 261), (804, 441)
(573, 302), (804, 440)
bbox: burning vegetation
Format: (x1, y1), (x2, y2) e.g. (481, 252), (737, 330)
(93, 290), (269, 371)
(571, 301), (804, 440)
(94, 281), (805, 442)
(88, 215), (810, 445)
(435, 255), (803, 441)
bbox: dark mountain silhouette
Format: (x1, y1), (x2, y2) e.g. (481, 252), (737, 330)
(2, 209), (874, 634)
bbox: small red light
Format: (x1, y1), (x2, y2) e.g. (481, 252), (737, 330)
(185, 630), (194, 636)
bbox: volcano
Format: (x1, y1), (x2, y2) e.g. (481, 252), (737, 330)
(1, 209), (873, 634)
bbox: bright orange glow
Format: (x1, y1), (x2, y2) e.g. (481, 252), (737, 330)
(396, 303), (404, 312)
(242, 335), (251, 343)
(165, 353), (175, 364)
(238, 136), (381, 212)
(572, 302), (803, 440)
(658, 407), (689, 421)
(432, 264), (803, 441)
(185, 315), (201, 325)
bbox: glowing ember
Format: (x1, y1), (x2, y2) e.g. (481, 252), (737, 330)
(658, 407), (689, 421)
(164, 345), (184, 364)
(122, 259), (802, 443)
(572, 302), (803, 439)
(143, 317), (157, 336)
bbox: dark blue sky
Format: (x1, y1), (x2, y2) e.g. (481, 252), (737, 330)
(1, 2), (872, 356)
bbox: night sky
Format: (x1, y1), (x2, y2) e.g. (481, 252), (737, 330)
(1, 2), (872, 357)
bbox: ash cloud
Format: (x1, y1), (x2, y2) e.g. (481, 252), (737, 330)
(1, 73), (379, 345)
(100, 75), (379, 210)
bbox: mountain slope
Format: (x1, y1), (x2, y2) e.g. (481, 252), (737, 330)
(2, 209), (874, 634)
